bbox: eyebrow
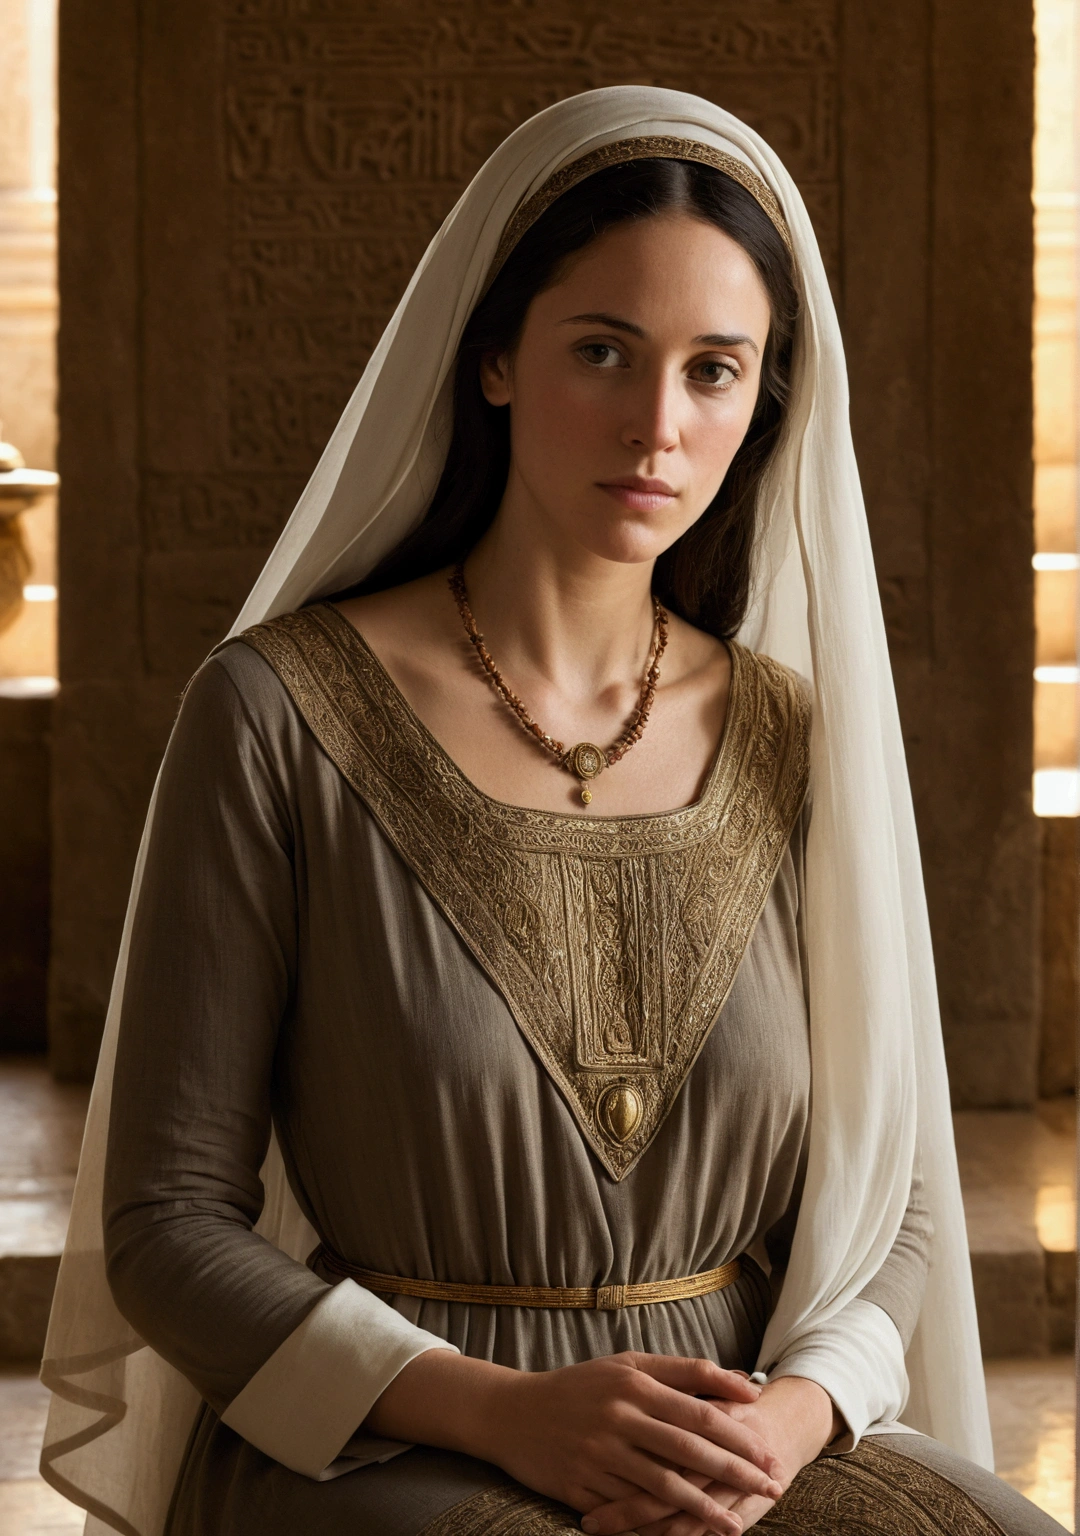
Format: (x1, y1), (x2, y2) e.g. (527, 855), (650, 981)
(558, 311), (760, 355)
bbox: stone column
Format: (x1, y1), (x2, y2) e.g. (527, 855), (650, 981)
(0, 0), (57, 681)
(0, 0), (57, 1051)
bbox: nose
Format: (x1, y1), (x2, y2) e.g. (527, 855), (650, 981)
(620, 366), (681, 457)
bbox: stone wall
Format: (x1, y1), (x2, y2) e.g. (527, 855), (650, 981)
(0, 0), (58, 684)
(1040, 819), (1079, 1096)
(0, 0), (57, 1052)
(52, 0), (1038, 1101)
(0, 695), (51, 1049)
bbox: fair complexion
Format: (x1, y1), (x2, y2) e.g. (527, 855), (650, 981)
(341, 211), (841, 1531)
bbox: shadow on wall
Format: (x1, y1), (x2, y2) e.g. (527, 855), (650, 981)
(0, 692), (49, 1052)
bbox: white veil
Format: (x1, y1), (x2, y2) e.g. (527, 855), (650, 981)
(40, 86), (992, 1535)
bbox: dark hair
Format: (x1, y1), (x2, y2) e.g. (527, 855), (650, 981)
(339, 158), (798, 639)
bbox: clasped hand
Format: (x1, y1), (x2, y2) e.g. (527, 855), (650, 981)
(366, 1349), (835, 1536)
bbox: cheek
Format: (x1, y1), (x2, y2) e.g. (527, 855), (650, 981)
(684, 395), (760, 488)
(512, 369), (611, 464)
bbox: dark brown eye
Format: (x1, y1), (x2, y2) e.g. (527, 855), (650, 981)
(692, 360), (738, 387)
(578, 343), (623, 367)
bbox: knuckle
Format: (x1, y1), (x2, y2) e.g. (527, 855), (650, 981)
(603, 1398), (633, 1431)
(654, 1466), (686, 1499)
(579, 1430), (606, 1461)
(670, 1430), (698, 1462)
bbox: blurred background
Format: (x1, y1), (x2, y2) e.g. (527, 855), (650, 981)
(0, 0), (1076, 1529)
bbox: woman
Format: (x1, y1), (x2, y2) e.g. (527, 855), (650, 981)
(40, 88), (1063, 1536)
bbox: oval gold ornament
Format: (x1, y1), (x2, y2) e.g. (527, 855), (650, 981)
(568, 742), (606, 780)
(598, 1084), (643, 1143)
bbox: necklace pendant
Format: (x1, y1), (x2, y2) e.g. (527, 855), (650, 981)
(568, 743), (604, 807)
(567, 742), (606, 782)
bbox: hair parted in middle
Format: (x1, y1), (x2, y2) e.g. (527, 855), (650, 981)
(338, 156), (799, 640)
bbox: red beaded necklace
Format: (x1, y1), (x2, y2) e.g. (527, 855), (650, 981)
(449, 564), (669, 805)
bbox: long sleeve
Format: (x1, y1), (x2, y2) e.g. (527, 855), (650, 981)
(103, 651), (455, 1478)
(763, 1172), (933, 1444)
(757, 787), (933, 1444)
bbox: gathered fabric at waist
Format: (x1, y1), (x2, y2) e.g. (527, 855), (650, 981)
(309, 1246), (772, 1375)
(312, 1244), (742, 1311)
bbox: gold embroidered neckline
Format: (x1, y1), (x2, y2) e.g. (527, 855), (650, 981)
(319, 600), (739, 841)
(239, 603), (811, 1179)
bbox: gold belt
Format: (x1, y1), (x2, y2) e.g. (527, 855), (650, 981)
(315, 1247), (741, 1311)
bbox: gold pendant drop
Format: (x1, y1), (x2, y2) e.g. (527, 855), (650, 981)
(568, 742), (605, 805)
(448, 567), (669, 806)
(598, 1083), (643, 1144)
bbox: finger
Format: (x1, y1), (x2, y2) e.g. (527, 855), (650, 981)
(577, 1470), (650, 1508)
(630, 1355), (762, 1403)
(633, 1409), (784, 1495)
(651, 1481), (755, 1536)
(649, 1518), (727, 1536)
(581, 1467), (714, 1531)
(636, 1519), (712, 1536)
(715, 1491), (779, 1533)
(650, 1388), (786, 1480)
(581, 1456), (743, 1536)
(618, 1376), (781, 1479)
(584, 1481), (742, 1536)
(658, 1508), (740, 1536)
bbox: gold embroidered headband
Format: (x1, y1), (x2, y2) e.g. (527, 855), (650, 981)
(487, 134), (793, 289)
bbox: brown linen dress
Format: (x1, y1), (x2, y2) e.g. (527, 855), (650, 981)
(102, 605), (1065, 1535)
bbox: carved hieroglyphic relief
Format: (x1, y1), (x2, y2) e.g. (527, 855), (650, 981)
(172, 0), (838, 548)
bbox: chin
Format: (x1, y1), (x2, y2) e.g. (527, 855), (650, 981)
(572, 515), (689, 569)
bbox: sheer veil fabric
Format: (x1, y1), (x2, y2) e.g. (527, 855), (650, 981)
(40, 87), (992, 1534)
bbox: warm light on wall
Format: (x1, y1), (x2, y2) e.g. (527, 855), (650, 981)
(1032, 0), (1079, 815)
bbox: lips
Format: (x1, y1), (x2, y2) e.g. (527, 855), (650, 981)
(597, 476), (678, 512)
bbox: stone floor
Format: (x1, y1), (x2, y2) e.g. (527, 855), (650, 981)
(986, 1356), (1076, 1529)
(0, 1058), (88, 1361)
(0, 1366), (82, 1533)
(0, 1359), (1074, 1533)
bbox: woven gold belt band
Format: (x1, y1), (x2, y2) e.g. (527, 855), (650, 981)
(315, 1248), (741, 1311)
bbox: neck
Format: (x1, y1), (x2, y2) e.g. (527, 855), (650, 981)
(463, 514), (657, 703)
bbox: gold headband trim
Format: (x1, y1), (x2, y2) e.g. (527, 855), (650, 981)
(487, 135), (793, 288)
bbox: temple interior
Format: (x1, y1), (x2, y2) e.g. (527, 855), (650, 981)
(0, 0), (1077, 1530)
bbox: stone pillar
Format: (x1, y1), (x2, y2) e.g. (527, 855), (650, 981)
(0, 0), (58, 680)
(840, 0), (1038, 1106)
(52, 0), (1040, 1103)
(1040, 818), (1079, 1095)
(0, 693), (51, 1048)
(0, 0), (57, 1052)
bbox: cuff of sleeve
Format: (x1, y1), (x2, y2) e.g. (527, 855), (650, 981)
(764, 1298), (908, 1451)
(220, 1278), (459, 1477)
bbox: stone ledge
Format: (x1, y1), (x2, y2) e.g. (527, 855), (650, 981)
(957, 1104), (1076, 1357)
(0, 1255), (58, 1359)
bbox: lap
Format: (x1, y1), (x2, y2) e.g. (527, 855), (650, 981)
(420, 1435), (1070, 1536)
(168, 1408), (1069, 1536)
(756, 1433), (1068, 1536)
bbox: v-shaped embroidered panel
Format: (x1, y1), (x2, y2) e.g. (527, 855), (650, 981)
(239, 604), (810, 1179)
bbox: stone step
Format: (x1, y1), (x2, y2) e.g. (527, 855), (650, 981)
(0, 1058), (87, 1360)
(956, 1100), (1077, 1357)
(0, 1057), (1075, 1361)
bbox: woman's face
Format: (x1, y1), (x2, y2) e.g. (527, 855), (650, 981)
(480, 211), (774, 568)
